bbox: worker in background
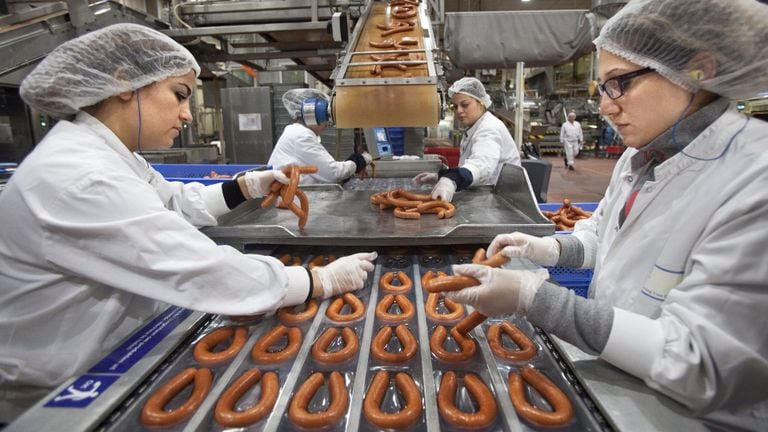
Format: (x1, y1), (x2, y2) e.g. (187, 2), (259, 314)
(0, 24), (377, 422)
(560, 111), (583, 170)
(444, 0), (768, 430)
(268, 88), (372, 185)
(412, 77), (521, 202)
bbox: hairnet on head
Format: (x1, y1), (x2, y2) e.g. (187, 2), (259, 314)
(20, 23), (200, 119)
(282, 88), (330, 119)
(593, 0), (768, 100)
(448, 77), (492, 109)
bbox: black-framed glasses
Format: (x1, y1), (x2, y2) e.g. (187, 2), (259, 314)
(598, 67), (654, 100)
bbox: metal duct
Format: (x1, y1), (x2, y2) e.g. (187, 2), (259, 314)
(444, 10), (598, 69)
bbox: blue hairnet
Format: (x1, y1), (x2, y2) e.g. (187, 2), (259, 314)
(593, 0), (768, 100)
(20, 23), (200, 119)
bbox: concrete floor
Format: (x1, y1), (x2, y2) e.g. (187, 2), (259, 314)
(542, 155), (618, 204)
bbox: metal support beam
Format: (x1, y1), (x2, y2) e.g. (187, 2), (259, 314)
(196, 50), (337, 62)
(161, 22), (328, 38)
(515, 61), (525, 149)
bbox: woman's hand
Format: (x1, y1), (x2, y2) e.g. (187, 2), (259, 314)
(487, 233), (561, 266)
(240, 170), (290, 199)
(412, 172), (438, 185)
(312, 252), (378, 298)
(444, 264), (547, 316)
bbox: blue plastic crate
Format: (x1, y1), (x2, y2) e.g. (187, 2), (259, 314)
(539, 201), (598, 234)
(546, 266), (593, 298)
(152, 164), (266, 185)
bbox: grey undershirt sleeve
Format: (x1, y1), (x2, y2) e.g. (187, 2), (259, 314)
(527, 281), (614, 355)
(553, 234), (584, 268)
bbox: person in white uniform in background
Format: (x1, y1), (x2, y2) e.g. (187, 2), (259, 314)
(412, 77), (521, 202)
(268, 88), (372, 185)
(560, 111), (583, 170)
(0, 24), (377, 422)
(444, 0), (768, 430)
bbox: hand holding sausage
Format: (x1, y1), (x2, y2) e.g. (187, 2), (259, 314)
(241, 169), (290, 199)
(313, 252), (377, 298)
(486, 232), (561, 266)
(444, 264), (548, 316)
(431, 177), (456, 202)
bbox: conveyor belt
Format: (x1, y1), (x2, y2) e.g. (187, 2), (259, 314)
(11, 251), (609, 432)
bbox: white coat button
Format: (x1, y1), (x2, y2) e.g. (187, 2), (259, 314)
(627, 176), (633, 183)
(646, 186), (654, 192)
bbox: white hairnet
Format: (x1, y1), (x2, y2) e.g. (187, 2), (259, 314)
(20, 23), (200, 119)
(448, 77), (492, 109)
(282, 88), (330, 119)
(593, 0), (768, 100)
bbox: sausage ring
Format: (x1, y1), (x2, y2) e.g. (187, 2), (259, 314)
(375, 294), (415, 322)
(308, 254), (336, 269)
(277, 300), (319, 325)
(326, 292), (365, 322)
(488, 321), (537, 362)
(438, 371), (497, 429)
(214, 368), (279, 427)
(261, 165), (318, 229)
(140, 367), (213, 427)
(371, 324), (418, 363)
(421, 270), (447, 289)
(430, 325), (477, 363)
(250, 325), (302, 364)
(288, 371), (349, 428)
(508, 366), (574, 426)
(193, 326), (248, 366)
(425, 293), (465, 323)
(453, 311), (488, 336)
(423, 274), (479, 293)
(310, 327), (360, 364)
(363, 371), (423, 429)
(279, 254), (302, 266)
(379, 271), (413, 293)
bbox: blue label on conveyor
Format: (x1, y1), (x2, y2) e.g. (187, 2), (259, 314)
(88, 306), (193, 374)
(44, 375), (120, 408)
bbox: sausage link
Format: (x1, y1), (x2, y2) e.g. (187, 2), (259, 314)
(420, 270), (447, 289)
(363, 371), (423, 428)
(508, 366), (574, 426)
(425, 293), (465, 323)
(371, 324), (418, 363)
(375, 294), (415, 322)
(387, 189), (423, 208)
(430, 325), (477, 362)
(454, 311), (488, 336)
(308, 254), (336, 269)
(250, 325), (302, 364)
(398, 190), (432, 201)
(379, 271), (413, 293)
(288, 371), (349, 428)
(437, 371), (497, 429)
(193, 327), (248, 366)
(325, 292), (365, 322)
(369, 39), (396, 48)
(281, 165), (300, 206)
(140, 368), (213, 427)
(487, 321), (537, 362)
(472, 247), (509, 267)
(394, 207), (421, 219)
(279, 254), (302, 266)
(423, 275), (479, 293)
(214, 369), (279, 427)
(277, 300), (318, 325)
(310, 327), (360, 364)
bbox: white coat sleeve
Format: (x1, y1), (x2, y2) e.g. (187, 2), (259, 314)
(577, 122), (583, 142)
(41, 171), (309, 315)
(461, 126), (503, 186)
(559, 123), (566, 143)
(295, 132), (356, 183)
(145, 167), (233, 226)
(600, 184), (768, 414)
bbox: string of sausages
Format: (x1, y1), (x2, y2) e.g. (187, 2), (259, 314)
(541, 198), (593, 231)
(370, 188), (456, 219)
(260, 165), (318, 229)
(367, 0), (421, 76)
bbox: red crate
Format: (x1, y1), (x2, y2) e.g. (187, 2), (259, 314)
(424, 146), (460, 167)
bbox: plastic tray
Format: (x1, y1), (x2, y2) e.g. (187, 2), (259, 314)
(546, 266), (593, 298)
(152, 163), (266, 184)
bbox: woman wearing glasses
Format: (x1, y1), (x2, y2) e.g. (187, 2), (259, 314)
(442, 0), (768, 429)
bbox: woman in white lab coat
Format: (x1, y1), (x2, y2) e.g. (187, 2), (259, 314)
(412, 77), (521, 202)
(268, 88), (372, 185)
(0, 24), (376, 421)
(444, 1), (768, 429)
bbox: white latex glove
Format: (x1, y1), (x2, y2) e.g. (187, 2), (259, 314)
(313, 252), (378, 298)
(242, 170), (290, 199)
(431, 177), (456, 202)
(444, 264), (548, 316)
(412, 172), (438, 185)
(362, 152), (373, 165)
(487, 232), (561, 267)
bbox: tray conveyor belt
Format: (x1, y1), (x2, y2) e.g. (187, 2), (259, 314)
(10, 250), (612, 432)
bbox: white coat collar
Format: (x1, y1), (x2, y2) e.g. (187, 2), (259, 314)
(74, 111), (153, 179)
